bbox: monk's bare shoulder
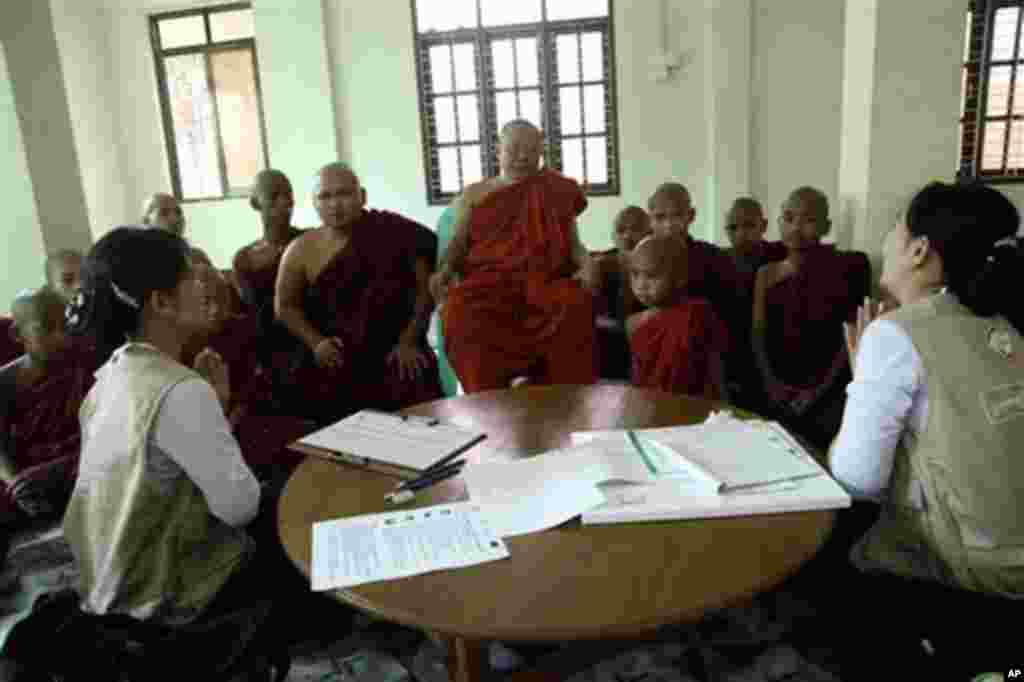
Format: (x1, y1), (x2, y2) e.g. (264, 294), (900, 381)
(756, 260), (789, 291)
(460, 179), (502, 209)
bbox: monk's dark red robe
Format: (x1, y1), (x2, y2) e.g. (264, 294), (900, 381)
(183, 314), (316, 478)
(233, 227), (305, 391)
(290, 210), (442, 424)
(0, 348), (94, 519)
(630, 299), (728, 399)
(443, 170), (597, 392)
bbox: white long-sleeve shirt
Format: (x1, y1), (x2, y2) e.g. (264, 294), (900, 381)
(829, 319), (929, 501)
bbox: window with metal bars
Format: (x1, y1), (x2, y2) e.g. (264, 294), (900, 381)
(412, 0), (619, 205)
(959, 0), (1024, 181)
(149, 3), (270, 201)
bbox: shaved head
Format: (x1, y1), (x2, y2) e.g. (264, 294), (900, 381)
(613, 205), (652, 252)
(141, 192), (185, 237)
(313, 162), (365, 231)
(250, 168), (295, 227)
(313, 162), (359, 194)
(783, 186), (829, 224)
(251, 169), (290, 201)
(500, 118), (542, 141)
(499, 120), (544, 180)
(45, 249), (84, 303)
(647, 182), (691, 211)
(12, 287), (65, 331)
(647, 182), (696, 238)
(726, 197), (764, 225)
(631, 234), (688, 279)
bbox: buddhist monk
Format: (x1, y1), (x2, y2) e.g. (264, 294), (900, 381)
(627, 236), (728, 399)
(594, 205), (652, 380)
(44, 249), (84, 304)
(752, 186), (870, 448)
(723, 198), (787, 407)
(0, 288), (93, 525)
(183, 265), (315, 480)
(275, 163), (442, 425)
(647, 183), (743, 325)
(141, 192), (213, 267)
(430, 119), (599, 392)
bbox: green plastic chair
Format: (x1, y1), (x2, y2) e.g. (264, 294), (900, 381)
(432, 205), (461, 396)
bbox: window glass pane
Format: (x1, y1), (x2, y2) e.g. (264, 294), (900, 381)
(964, 11), (972, 63)
(961, 66), (967, 118)
(580, 32), (603, 82)
(515, 38), (539, 87)
(434, 96), (457, 144)
(546, 0), (609, 21)
(429, 45), (453, 93)
(987, 65), (1012, 116)
(210, 48), (265, 192)
(210, 8), (254, 42)
(480, 0), (541, 26)
(461, 145), (483, 184)
(492, 40), (515, 89)
(957, 121), (963, 170)
(982, 120), (1007, 171)
(561, 137), (583, 181)
(439, 147), (461, 193)
(556, 34), (580, 83)
(560, 86), (582, 135)
(417, 0), (477, 32)
(495, 91), (518, 130)
(583, 83), (605, 133)
(164, 54), (220, 198)
(453, 43), (477, 91)
(1015, 75), (1024, 116)
(158, 15), (207, 50)
(990, 7), (1019, 61)
(519, 89), (541, 128)
(457, 94), (479, 141)
(1007, 121), (1024, 169)
(585, 136), (608, 184)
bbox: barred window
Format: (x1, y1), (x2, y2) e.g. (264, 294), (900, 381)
(959, 0), (1024, 181)
(412, 0), (620, 205)
(149, 3), (270, 201)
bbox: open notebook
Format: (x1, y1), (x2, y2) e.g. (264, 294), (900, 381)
(294, 409), (486, 479)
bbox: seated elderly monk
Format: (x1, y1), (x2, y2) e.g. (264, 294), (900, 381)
(44, 249), (84, 304)
(430, 119), (599, 392)
(184, 265), (316, 480)
(0, 288), (94, 526)
(276, 163), (442, 425)
(141, 192), (213, 267)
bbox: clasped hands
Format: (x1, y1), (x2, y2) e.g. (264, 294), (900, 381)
(311, 336), (429, 382)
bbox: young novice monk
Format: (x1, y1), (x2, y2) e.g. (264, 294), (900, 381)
(0, 288), (93, 526)
(184, 265), (315, 481)
(627, 235), (729, 399)
(44, 249), (84, 304)
(594, 206), (652, 380)
(752, 187), (869, 448)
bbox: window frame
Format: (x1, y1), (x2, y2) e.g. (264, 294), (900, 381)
(411, 0), (620, 205)
(148, 2), (271, 203)
(959, 0), (1024, 183)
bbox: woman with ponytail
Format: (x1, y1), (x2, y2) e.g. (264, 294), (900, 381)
(61, 226), (261, 625)
(793, 183), (1023, 676)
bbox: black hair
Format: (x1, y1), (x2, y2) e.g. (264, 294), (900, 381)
(904, 182), (1021, 330)
(66, 226), (191, 362)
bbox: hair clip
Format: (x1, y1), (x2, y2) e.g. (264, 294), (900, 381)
(110, 280), (140, 310)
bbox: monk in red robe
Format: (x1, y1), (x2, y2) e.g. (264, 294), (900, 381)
(593, 206), (652, 380)
(627, 236), (728, 399)
(141, 192), (213, 267)
(753, 186), (870, 448)
(182, 266), (316, 480)
(44, 249), (84, 304)
(0, 288), (93, 526)
(430, 119), (599, 392)
(276, 163), (442, 425)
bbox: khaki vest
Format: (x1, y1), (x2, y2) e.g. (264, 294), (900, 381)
(63, 343), (250, 624)
(851, 293), (1024, 597)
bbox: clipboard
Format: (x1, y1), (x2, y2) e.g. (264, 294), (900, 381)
(290, 409), (487, 480)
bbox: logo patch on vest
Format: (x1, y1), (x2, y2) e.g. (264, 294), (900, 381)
(981, 382), (1024, 424)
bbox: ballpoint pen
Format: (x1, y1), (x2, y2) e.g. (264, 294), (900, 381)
(385, 460), (465, 505)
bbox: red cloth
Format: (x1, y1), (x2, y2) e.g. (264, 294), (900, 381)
(183, 314), (316, 477)
(0, 349), (93, 518)
(629, 299), (728, 399)
(443, 170), (597, 392)
(764, 245), (870, 387)
(290, 210), (442, 423)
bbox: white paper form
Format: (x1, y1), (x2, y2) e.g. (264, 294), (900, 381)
(311, 503), (509, 591)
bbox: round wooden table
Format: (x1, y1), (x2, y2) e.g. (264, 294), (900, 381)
(278, 384), (835, 682)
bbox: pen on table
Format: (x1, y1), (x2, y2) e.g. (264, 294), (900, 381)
(385, 461), (465, 505)
(390, 457), (466, 491)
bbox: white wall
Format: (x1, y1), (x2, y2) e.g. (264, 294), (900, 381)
(0, 43), (49, 308)
(751, 0), (845, 237)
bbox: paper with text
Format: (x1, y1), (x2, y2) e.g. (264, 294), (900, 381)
(311, 503), (509, 591)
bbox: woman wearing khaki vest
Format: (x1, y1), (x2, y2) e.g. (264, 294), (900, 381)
(791, 183), (1023, 678)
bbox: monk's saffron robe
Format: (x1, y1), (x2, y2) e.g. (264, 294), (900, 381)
(290, 210), (442, 424)
(629, 299), (728, 399)
(442, 170), (597, 392)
